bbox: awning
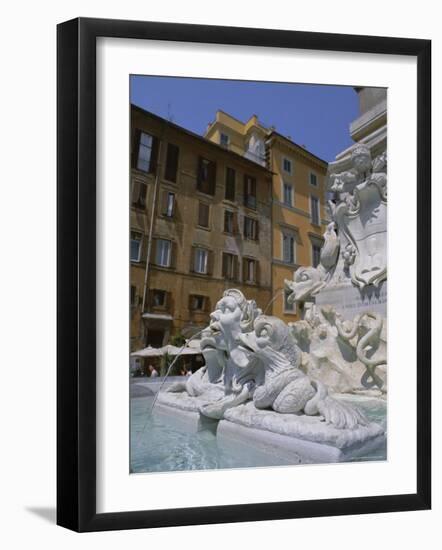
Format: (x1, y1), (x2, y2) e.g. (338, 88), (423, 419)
(130, 341), (202, 358)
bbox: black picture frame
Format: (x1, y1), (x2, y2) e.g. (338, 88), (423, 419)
(57, 17), (431, 532)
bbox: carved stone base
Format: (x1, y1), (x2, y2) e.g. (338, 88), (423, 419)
(154, 393), (385, 463)
(217, 417), (385, 464)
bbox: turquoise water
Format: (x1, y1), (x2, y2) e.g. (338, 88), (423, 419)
(130, 383), (387, 474)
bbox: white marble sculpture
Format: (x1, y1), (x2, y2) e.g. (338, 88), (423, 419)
(156, 144), (387, 460)
(162, 289), (372, 430)
(285, 145), (387, 304)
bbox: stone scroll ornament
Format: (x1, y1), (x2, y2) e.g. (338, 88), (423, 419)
(166, 289), (369, 429)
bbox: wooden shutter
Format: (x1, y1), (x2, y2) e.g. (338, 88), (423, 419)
(204, 296), (211, 313)
(221, 253), (227, 277)
(149, 136), (159, 174)
(207, 250), (214, 275)
(208, 161), (216, 195)
(242, 258), (247, 282)
(131, 128), (141, 168)
(233, 255), (239, 281)
(197, 157), (203, 192)
(146, 288), (154, 310)
(255, 260), (260, 284)
(190, 246), (196, 272)
(225, 167), (235, 201)
(132, 180), (141, 205)
(198, 202), (209, 227)
(160, 189), (169, 215)
(255, 219), (259, 241)
(165, 143), (179, 182)
(233, 212), (239, 234)
(151, 238), (158, 266)
(169, 241), (177, 269)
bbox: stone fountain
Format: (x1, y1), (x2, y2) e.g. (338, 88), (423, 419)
(155, 90), (388, 464)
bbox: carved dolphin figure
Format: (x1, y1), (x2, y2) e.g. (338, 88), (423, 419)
(239, 316), (369, 429)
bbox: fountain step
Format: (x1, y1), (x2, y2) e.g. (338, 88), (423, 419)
(217, 419), (385, 464)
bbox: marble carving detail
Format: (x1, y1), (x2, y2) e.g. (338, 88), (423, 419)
(164, 289), (370, 430)
(285, 145), (387, 303)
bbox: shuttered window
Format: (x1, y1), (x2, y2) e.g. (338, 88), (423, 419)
(197, 157), (216, 195)
(225, 167), (236, 201)
(132, 130), (159, 174)
(189, 295), (206, 311)
(224, 210), (234, 234)
(310, 172), (318, 187)
(222, 253), (238, 281)
(194, 248), (208, 274)
(283, 182), (293, 206)
(131, 180), (147, 208)
(130, 231), (143, 262)
(198, 202), (210, 228)
(244, 217), (259, 240)
(155, 239), (171, 267)
(243, 175), (257, 209)
(243, 258), (258, 284)
(312, 243), (321, 267)
(282, 233), (296, 264)
(310, 195), (320, 225)
(161, 191), (175, 218)
(165, 143), (179, 182)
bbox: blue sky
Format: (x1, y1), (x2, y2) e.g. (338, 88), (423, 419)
(130, 76), (358, 162)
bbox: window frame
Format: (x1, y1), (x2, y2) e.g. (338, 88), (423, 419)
(197, 201), (210, 228)
(155, 238), (172, 267)
(243, 257), (257, 284)
(225, 166), (236, 201)
(282, 180), (293, 207)
(312, 242), (322, 268)
(136, 131), (154, 173)
(309, 171), (318, 187)
(282, 231), (296, 265)
(222, 252), (238, 281)
(194, 247), (209, 274)
(220, 132), (229, 148)
(310, 194), (320, 226)
(130, 231), (143, 263)
(282, 157), (292, 174)
(164, 142), (179, 183)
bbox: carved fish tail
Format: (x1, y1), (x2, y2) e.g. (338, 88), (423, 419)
(304, 380), (369, 429)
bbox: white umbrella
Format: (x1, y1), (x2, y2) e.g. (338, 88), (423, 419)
(130, 345), (164, 358)
(161, 344), (202, 356)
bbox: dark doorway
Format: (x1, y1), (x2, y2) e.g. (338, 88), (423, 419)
(146, 329), (165, 348)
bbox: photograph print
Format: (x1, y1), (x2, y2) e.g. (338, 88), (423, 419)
(129, 77), (387, 474)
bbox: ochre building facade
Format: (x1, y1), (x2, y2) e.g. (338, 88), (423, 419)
(130, 106), (273, 352)
(205, 111), (328, 323)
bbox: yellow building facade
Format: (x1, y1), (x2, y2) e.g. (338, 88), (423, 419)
(205, 111), (328, 322)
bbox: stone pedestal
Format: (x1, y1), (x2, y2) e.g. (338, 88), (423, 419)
(153, 393), (385, 464)
(315, 281), (387, 320)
